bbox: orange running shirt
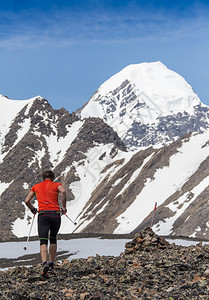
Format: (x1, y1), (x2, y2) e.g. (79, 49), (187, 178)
(31, 179), (62, 211)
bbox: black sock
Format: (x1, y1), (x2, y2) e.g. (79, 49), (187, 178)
(49, 262), (54, 269)
(43, 261), (47, 266)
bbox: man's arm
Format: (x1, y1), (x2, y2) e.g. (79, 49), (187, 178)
(58, 185), (66, 211)
(25, 191), (37, 213)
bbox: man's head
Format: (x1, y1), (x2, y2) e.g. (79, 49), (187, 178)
(42, 170), (55, 181)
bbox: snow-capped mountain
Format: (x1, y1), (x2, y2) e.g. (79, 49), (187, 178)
(78, 62), (209, 150)
(1, 61), (209, 241)
(0, 95), (125, 240)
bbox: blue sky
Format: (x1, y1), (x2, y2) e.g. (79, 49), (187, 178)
(1, 0), (209, 112)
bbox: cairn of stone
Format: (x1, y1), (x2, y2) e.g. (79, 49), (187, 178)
(125, 227), (169, 254)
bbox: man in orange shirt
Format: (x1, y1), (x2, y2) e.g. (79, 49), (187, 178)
(25, 170), (66, 278)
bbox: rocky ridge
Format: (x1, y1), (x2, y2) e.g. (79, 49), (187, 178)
(0, 97), (126, 240)
(1, 228), (209, 299)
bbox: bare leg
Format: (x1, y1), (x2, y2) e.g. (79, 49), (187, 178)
(49, 244), (57, 263)
(40, 244), (48, 263)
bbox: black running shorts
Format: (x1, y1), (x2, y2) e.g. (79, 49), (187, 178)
(38, 210), (61, 245)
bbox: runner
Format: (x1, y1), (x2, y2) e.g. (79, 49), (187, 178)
(25, 170), (66, 278)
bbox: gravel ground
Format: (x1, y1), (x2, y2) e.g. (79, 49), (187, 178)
(0, 228), (209, 299)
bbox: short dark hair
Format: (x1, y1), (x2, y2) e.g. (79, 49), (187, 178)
(42, 170), (55, 181)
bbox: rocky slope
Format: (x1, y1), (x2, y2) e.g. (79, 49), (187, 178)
(1, 228), (209, 299)
(74, 130), (209, 239)
(0, 96), (126, 240)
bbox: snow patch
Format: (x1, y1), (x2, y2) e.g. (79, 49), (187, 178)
(0, 181), (13, 197)
(0, 96), (35, 139)
(28, 148), (46, 168)
(12, 203), (38, 237)
(12, 118), (31, 148)
(23, 183), (29, 190)
(44, 120), (83, 166)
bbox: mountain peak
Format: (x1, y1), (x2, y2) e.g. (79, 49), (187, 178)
(79, 61), (207, 150)
(98, 61), (200, 112)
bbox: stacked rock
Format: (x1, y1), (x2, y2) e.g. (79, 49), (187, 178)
(125, 227), (169, 254)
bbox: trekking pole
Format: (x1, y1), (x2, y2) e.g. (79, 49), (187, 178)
(24, 213), (36, 250)
(150, 202), (157, 228)
(63, 213), (77, 225)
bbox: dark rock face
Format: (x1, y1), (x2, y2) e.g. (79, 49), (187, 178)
(1, 228), (209, 299)
(125, 104), (209, 149)
(72, 117), (126, 152)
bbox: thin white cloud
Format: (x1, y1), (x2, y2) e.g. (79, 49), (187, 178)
(0, 4), (209, 48)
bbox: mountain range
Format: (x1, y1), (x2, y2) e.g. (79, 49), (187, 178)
(1, 61), (209, 241)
